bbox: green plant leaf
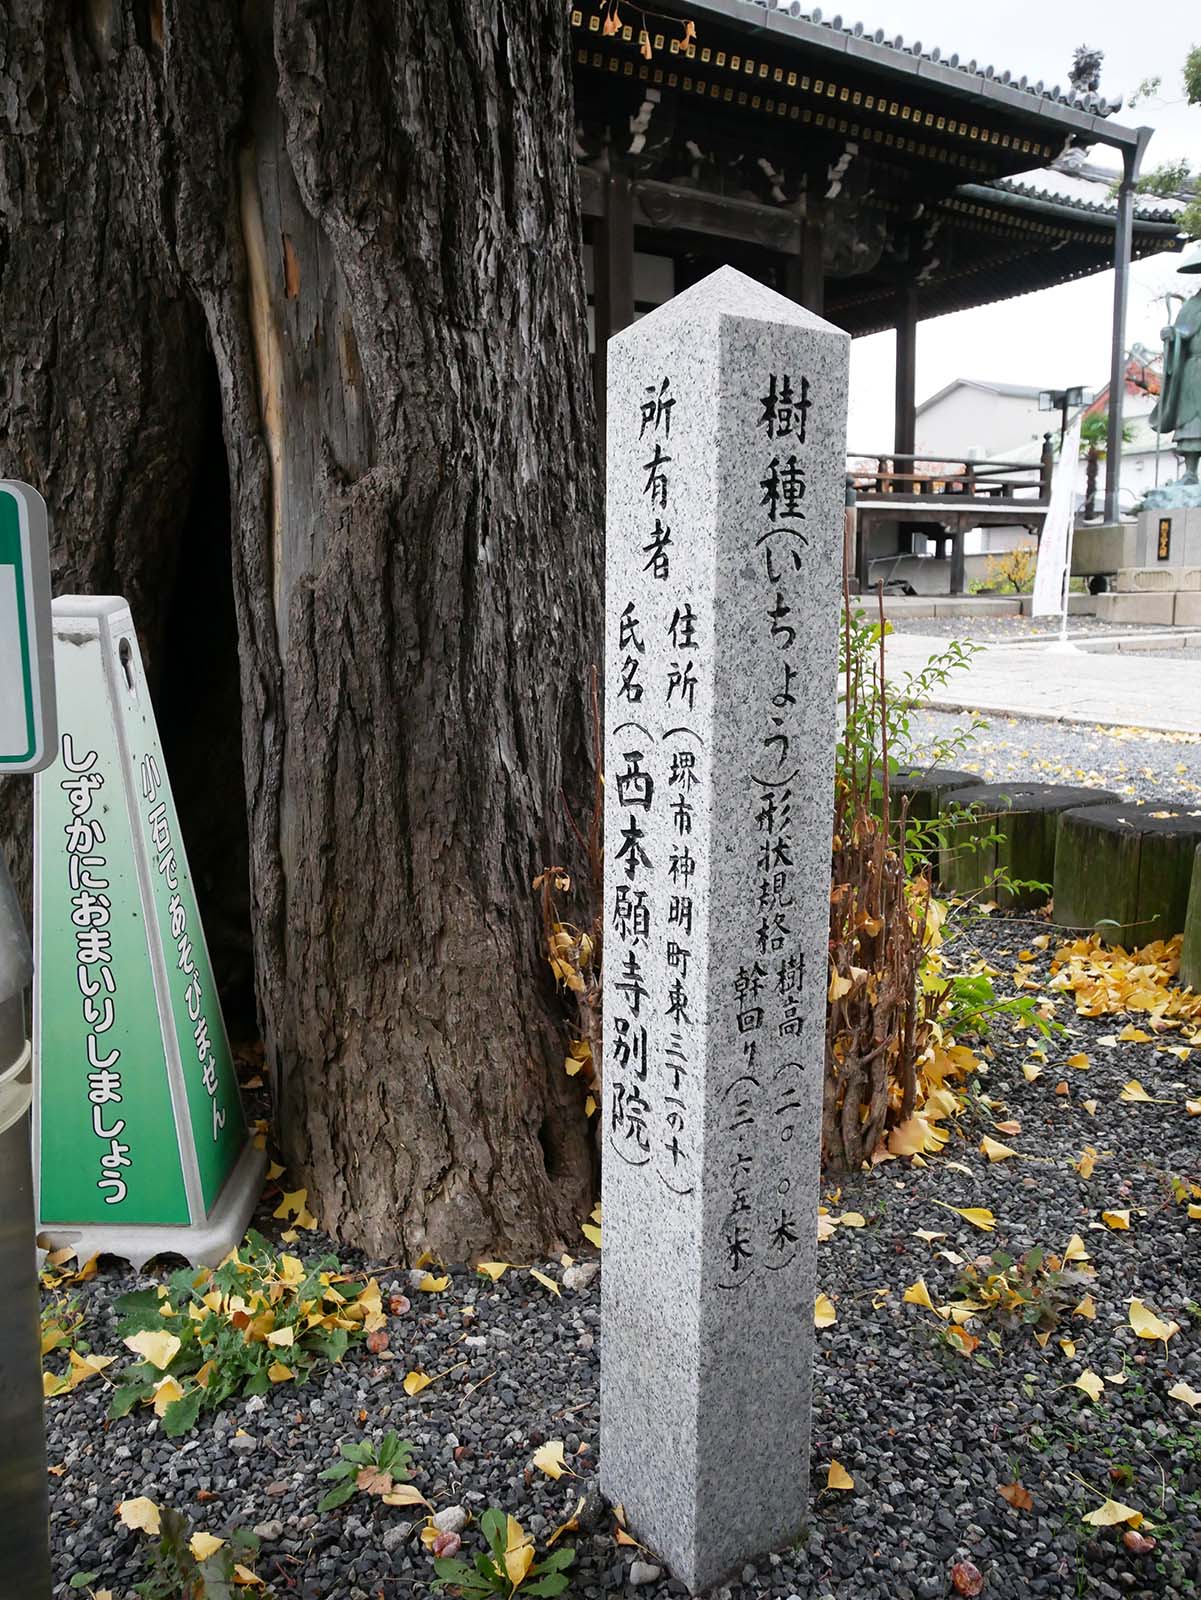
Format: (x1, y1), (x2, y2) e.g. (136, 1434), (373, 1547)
(479, 1506), (508, 1559)
(109, 1381), (154, 1419)
(317, 1478), (359, 1512)
(522, 1577), (572, 1597)
(536, 1549), (575, 1571)
(69, 1574), (101, 1589)
(160, 1388), (203, 1438)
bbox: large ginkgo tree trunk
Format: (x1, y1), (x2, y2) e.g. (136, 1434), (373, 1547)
(0, 0), (602, 1258)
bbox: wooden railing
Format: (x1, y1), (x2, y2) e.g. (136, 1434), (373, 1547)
(847, 436), (1055, 505)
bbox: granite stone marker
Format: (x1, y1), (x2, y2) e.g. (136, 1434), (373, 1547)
(601, 266), (849, 1593)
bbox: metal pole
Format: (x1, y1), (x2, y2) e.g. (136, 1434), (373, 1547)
(0, 853), (53, 1600)
(1104, 128), (1153, 524)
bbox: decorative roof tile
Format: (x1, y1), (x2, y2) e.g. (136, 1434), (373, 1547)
(735, 0), (1124, 117)
(986, 174), (1185, 225)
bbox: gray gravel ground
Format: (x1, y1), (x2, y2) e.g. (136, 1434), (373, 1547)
(44, 913), (1201, 1600)
(904, 709), (1201, 807)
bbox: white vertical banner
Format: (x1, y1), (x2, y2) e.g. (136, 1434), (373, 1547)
(1032, 417), (1082, 617)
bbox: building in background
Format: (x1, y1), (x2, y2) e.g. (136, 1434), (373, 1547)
(914, 379), (1048, 463)
(573, 1), (1185, 593)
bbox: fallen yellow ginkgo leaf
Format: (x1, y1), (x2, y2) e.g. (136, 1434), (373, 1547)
(1059, 1339), (1076, 1359)
(825, 1460), (854, 1491)
(1116, 1025), (1152, 1044)
(1082, 1497), (1143, 1529)
(1067, 1052), (1090, 1070)
(403, 1370), (433, 1396)
(532, 1440), (569, 1480)
(1081, 1100), (1098, 1117)
(838, 1212), (866, 1228)
(1101, 1209), (1131, 1230)
(931, 1201), (997, 1231)
(529, 1269), (561, 1298)
(123, 1330), (181, 1371)
(416, 1272), (450, 1293)
(476, 1261), (510, 1282)
(1063, 1233), (1091, 1263)
(1167, 1381), (1201, 1409)
(189, 1532), (226, 1561)
(1120, 1080), (1153, 1103)
(151, 1376), (185, 1418)
(1075, 1147), (1098, 1179)
(1073, 1293), (1097, 1320)
(1129, 1299), (1180, 1346)
(903, 1278), (935, 1311)
(581, 1222), (602, 1248)
(980, 1136), (1017, 1162)
(1073, 1371), (1104, 1402)
(814, 1292), (837, 1328)
(381, 1484), (432, 1509)
(117, 1498), (161, 1535)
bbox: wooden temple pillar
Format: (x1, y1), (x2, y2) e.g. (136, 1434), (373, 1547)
(893, 282), (918, 460)
(784, 202), (825, 316)
(592, 172), (635, 439)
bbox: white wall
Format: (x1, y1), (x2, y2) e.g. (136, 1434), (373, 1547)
(914, 387), (1048, 462)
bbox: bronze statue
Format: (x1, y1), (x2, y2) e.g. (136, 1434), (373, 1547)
(1147, 247), (1201, 505)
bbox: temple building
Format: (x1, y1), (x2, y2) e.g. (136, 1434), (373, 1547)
(571, 0), (1186, 589)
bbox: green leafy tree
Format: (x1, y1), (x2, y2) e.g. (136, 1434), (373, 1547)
(1079, 412), (1133, 456)
(1128, 47), (1201, 236)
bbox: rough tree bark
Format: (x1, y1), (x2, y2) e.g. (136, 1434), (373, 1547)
(0, 0), (602, 1258)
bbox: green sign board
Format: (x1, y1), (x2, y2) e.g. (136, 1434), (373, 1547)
(0, 481), (55, 774)
(34, 597), (260, 1261)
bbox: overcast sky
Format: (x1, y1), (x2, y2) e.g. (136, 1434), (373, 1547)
(845, 0), (1197, 446)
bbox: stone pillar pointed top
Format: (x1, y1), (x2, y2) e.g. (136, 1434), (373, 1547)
(611, 262), (849, 343)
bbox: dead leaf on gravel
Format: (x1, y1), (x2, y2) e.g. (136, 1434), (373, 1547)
(532, 1441), (569, 1480)
(931, 1201), (997, 1231)
(380, 1485), (431, 1509)
(1074, 1147), (1099, 1179)
(1082, 1497), (1144, 1528)
(980, 1136), (1017, 1162)
(1129, 1298), (1180, 1347)
(999, 1482), (1034, 1512)
(950, 1559), (984, 1595)
(117, 1499), (161, 1536)
(903, 1278), (936, 1311)
(825, 1460), (854, 1491)
(1073, 1371), (1105, 1402)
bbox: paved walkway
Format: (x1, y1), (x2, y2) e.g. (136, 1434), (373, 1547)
(883, 632), (1201, 735)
